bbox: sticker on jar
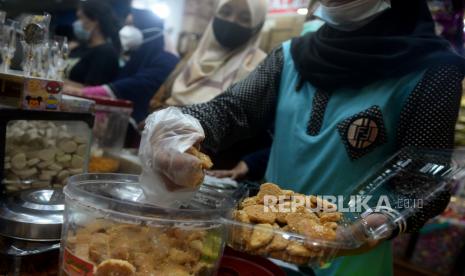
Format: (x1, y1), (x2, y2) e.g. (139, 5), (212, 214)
(63, 248), (94, 276)
(22, 78), (63, 111)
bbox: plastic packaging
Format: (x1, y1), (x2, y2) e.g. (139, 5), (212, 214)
(81, 96), (133, 151)
(139, 107), (206, 207)
(226, 149), (465, 267)
(60, 173), (235, 276)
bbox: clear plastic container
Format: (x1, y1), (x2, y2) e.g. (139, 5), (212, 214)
(83, 96), (133, 151)
(60, 174), (235, 276)
(1, 110), (94, 193)
(225, 148), (465, 267)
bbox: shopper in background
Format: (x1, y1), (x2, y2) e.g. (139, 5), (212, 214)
(65, 7), (178, 125)
(209, 1), (324, 181)
(149, 0), (268, 110)
(207, 148), (270, 181)
(66, 0), (120, 86)
(144, 0), (465, 275)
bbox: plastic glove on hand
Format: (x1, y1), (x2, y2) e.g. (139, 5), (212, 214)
(138, 107), (210, 206)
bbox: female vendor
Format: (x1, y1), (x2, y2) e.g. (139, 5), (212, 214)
(145, 0), (465, 274)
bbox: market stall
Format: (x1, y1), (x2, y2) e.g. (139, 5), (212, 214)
(1, 2), (465, 276)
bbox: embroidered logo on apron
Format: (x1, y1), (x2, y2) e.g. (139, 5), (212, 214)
(338, 105), (387, 160)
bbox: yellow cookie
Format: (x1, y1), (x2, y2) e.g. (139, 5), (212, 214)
(249, 224), (274, 250)
(257, 183), (282, 204)
(95, 259), (136, 276)
(243, 205), (276, 224)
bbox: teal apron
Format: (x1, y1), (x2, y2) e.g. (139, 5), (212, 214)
(265, 41), (427, 276)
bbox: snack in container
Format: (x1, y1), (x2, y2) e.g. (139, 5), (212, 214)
(227, 183), (354, 267)
(88, 156), (120, 173)
(226, 149), (465, 267)
(0, 110), (94, 192)
(60, 173), (236, 276)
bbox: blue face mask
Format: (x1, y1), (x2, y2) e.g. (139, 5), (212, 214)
(73, 20), (91, 41)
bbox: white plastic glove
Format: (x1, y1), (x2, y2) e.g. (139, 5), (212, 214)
(138, 107), (206, 207)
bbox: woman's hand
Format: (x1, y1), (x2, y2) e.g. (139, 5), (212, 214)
(63, 84), (84, 96)
(207, 161), (249, 180)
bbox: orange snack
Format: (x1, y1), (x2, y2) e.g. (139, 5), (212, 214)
(89, 157), (120, 173)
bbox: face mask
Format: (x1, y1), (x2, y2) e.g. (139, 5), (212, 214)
(119, 25), (144, 52)
(73, 20), (91, 41)
(314, 0), (391, 31)
(120, 25), (164, 52)
(212, 17), (254, 49)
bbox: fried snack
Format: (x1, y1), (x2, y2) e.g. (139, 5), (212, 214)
(319, 212), (342, 224)
(296, 219), (337, 241)
(310, 195), (337, 212)
(89, 157), (120, 173)
(233, 210), (250, 223)
(66, 222), (218, 275)
(168, 248), (199, 265)
(249, 224), (274, 250)
(287, 241), (314, 257)
(324, 222), (338, 231)
(89, 233), (110, 264)
(157, 263), (191, 276)
(256, 183), (282, 204)
(231, 182), (343, 266)
(186, 147), (213, 169)
(243, 205), (276, 224)
(281, 190), (294, 196)
(240, 196), (259, 209)
(266, 233), (289, 251)
(295, 206), (319, 221)
(231, 210), (253, 247)
(132, 253), (157, 274)
(269, 251), (310, 266)
(95, 259), (136, 276)
(275, 209), (289, 225)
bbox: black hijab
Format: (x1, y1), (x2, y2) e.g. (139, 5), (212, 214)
(291, 0), (465, 92)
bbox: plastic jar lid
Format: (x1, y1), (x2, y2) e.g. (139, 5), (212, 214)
(63, 174), (236, 225)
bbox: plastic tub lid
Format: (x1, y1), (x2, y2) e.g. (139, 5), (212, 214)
(64, 174), (236, 224)
(0, 188), (64, 241)
(344, 148), (465, 240)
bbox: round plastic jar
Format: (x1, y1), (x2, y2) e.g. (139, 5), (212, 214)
(60, 174), (234, 275)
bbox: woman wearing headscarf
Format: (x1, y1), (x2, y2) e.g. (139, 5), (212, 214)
(143, 0), (465, 275)
(149, 0), (268, 109)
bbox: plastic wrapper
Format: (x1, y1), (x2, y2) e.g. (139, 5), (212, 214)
(139, 107), (206, 207)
